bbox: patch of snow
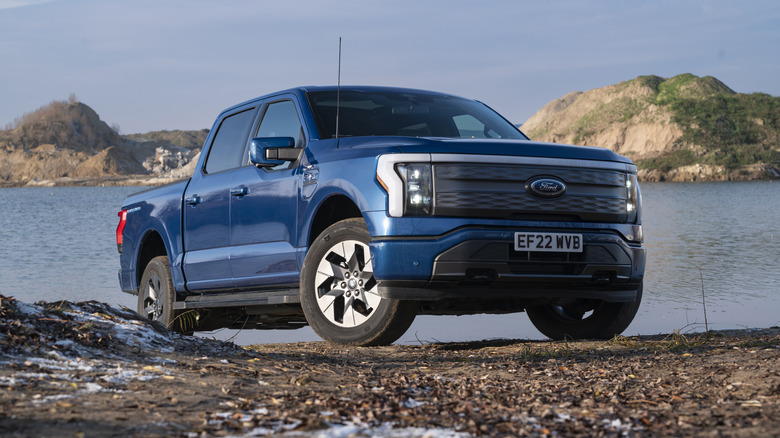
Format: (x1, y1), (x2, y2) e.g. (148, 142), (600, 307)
(31, 393), (73, 405)
(53, 339), (76, 349)
(280, 422), (470, 438)
(403, 397), (427, 408)
(0, 376), (20, 387)
(26, 356), (97, 373)
(81, 382), (106, 393)
(100, 367), (160, 384)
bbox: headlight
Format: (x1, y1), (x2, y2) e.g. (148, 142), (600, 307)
(626, 173), (641, 223)
(396, 163), (432, 215)
(376, 153), (431, 217)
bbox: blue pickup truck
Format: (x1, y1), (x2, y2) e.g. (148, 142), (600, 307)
(117, 86), (645, 346)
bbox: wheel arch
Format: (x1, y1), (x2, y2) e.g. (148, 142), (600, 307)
(136, 229), (168, 287)
(307, 194), (363, 246)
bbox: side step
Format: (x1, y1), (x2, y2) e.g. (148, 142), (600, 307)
(173, 289), (300, 310)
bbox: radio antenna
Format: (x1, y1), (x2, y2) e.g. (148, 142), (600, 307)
(336, 37), (341, 141)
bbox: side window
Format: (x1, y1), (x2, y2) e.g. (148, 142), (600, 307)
(204, 108), (255, 174)
(255, 100), (304, 171)
(256, 100), (304, 147)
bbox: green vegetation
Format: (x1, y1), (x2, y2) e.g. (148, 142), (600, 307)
(667, 92), (780, 168)
(633, 74), (665, 92)
(123, 129), (209, 150)
(655, 73), (734, 103)
(626, 74), (780, 170)
(636, 148), (698, 171)
(171, 309), (200, 333)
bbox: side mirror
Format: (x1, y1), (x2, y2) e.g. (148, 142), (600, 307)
(249, 137), (299, 167)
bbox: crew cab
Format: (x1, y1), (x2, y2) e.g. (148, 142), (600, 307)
(117, 86), (645, 346)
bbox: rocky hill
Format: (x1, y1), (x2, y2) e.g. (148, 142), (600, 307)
(0, 98), (207, 187)
(522, 74), (780, 181)
(3, 78), (779, 186)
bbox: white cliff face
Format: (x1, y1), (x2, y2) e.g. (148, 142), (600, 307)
(163, 151), (201, 179)
(142, 146), (199, 176)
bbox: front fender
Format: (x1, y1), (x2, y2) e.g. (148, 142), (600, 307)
(297, 155), (388, 248)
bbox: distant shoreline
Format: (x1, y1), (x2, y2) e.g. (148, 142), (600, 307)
(1, 159), (779, 188)
(638, 162), (779, 183)
(0, 175), (186, 188)
(2, 168), (777, 188)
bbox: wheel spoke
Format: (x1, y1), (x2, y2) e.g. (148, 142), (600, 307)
(325, 249), (347, 266)
(363, 276), (377, 293)
(352, 298), (373, 317)
(350, 243), (366, 272)
(362, 288), (381, 298)
(316, 276), (334, 298)
(324, 288), (345, 298)
(342, 296), (355, 325)
(325, 251), (347, 280)
(333, 295), (345, 323)
(148, 283), (158, 301)
(358, 269), (373, 282)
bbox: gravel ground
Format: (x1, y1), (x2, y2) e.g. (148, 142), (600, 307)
(1, 295), (778, 437)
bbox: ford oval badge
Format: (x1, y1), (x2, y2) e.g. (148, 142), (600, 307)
(526, 177), (567, 198)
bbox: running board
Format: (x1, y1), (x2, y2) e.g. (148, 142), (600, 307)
(173, 289), (300, 310)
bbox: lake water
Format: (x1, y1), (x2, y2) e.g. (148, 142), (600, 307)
(0, 182), (777, 345)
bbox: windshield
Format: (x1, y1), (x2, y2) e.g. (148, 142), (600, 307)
(306, 90), (528, 140)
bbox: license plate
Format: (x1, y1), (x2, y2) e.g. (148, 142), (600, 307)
(514, 232), (583, 253)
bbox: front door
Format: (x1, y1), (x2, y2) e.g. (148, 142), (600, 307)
(229, 98), (304, 289)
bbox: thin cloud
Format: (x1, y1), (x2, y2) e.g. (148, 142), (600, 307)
(0, 0), (58, 9)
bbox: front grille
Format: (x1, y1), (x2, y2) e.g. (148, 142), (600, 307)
(432, 163), (629, 222)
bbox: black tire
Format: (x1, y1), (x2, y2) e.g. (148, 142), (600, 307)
(526, 284), (643, 340)
(300, 218), (417, 346)
(138, 255), (181, 331)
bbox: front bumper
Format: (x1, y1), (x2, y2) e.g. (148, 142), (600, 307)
(370, 227), (645, 303)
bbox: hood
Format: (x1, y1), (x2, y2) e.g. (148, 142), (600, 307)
(336, 136), (634, 164)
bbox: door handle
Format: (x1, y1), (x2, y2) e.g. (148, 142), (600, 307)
(230, 186), (249, 197)
(184, 195), (202, 206)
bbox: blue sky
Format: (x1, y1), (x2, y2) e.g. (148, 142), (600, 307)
(1, 0), (779, 134)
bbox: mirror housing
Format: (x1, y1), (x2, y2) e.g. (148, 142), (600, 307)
(249, 137), (298, 167)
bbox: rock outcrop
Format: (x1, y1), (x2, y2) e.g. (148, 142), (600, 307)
(0, 99), (207, 186)
(522, 74), (779, 181)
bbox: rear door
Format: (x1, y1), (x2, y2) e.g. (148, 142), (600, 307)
(182, 105), (258, 291)
(229, 97), (304, 289)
